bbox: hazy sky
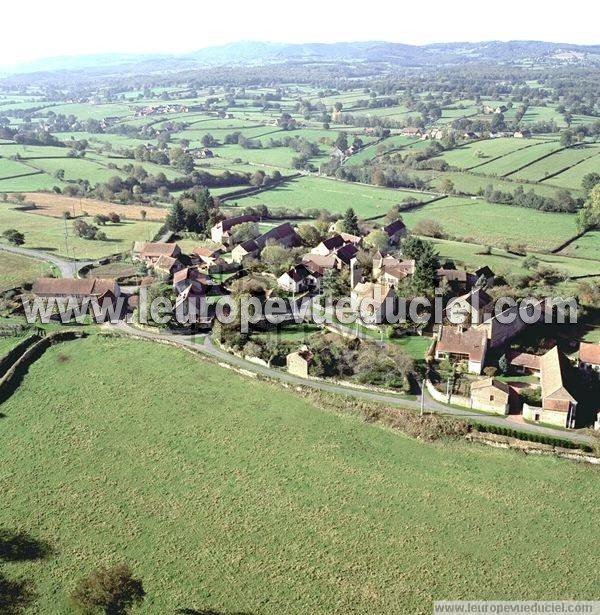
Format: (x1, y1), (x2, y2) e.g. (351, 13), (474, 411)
(2, 0), (599, 67)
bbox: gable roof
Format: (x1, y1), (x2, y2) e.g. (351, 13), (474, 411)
(334, 243), (359, 265)
(319, 234), (346, 252)
(474, 265), (494, 279)
(259, 222), (298, 246)
(540, 346), (577, 408)
(579, 342), (600, 365)
(140, 242), (180, 258)
(32, 278), (116, 297)
(383, 219), (406, 237)
(351, 282), (393, 307)
(471, 378), (510, 395)
(302, 253), (337, 275)
(508, 351), (541, 371)
(437, 326), (487, 363)
(217, 214), (259, 233)
(154, 255), (179, 272)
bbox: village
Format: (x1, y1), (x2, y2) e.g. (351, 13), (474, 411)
(29, 206), (600, 434)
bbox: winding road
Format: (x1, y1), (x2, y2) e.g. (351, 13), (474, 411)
(108, 321), (596, 446)
(0, 243), (91, 278)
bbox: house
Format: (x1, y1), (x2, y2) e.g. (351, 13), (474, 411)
(401, 127), (422, 137)
(199, 148), (214, 158)
(286, 347), (313, 378)
(138, 242), (181, 266)
(477, 299), (546, 349)
(383, 219), (407, 246)
(446, 288), (493, 326)
(508, 351), (541, 375)
(210, 214), (259, 246)
(579, 342), (600, 376)
(258, 222), (300, 250)
(514, 130), (531, 138)
(435, 326), (488, 374)
(428, 128), (444, 140)
(231, 239), (260, 264)
(302, 253), (338, 276)
(172, 267), (216, 295)
(311, 234), (346, 256)
(334, 243), (359, 269)
(470, 378), (511, 415)
(154, 255), (183, 278)
(277, 264), (321, 293)
(527, 346), (578, 428)
(378, 259), (415, 287)
(436, 268), (470, 292)
(472, 266), (495, 287)
(463, 131), (478, 139)
(33, 278), (120, 301)
(190, 246), (223, 264)
(339, 232), (362, 246)
(330, 146), (346, 161)
(350, 282), (396, 324)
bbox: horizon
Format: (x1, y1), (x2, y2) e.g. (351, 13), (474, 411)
(2, 0), (599, 69)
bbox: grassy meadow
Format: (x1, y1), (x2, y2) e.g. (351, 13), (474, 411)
(0, 205), (162, 259)
(0, 335), (598, 614)
(0, 251), (53, 291)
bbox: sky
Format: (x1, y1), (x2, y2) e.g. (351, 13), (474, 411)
(1, 0), (599, 68)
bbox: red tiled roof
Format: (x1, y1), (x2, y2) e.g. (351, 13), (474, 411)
(140, 242), (180, 258)
(437, 327), (487, 363)
(508, 351), (541, 371)
(579, 342), (600, 366)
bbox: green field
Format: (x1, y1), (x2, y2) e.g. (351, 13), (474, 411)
(0, 205), (162, 259)
(509, 144), (600, 182)
(0, 335), (598, 613)
(0, 173), (65, 192)
(547, 154), (600, 191)
(473, 141), (562, 177)
(229, 176), (434, 217)
(558, 231), (600, 260)
(401, 196), (579, 251)
(344, 135), (418, 165)
(0, 157), (37, 179)
(429, 236), (600, 278)
(0, 251), (53, 291)
(435, 138), (537, 170)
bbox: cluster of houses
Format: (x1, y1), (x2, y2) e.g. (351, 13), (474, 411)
(400, 126), (531, 141)
(132, 104), (189, 117)
(28, 208), (599, 431)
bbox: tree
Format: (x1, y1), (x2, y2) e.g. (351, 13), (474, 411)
(414, 219), (446, 239)
(94, 214), (109, 226)
(165, 201), (186, 232)
(582, 173), (600, 195)
(498, 354), (509, 375)
(139, 210), (147, 221)
(439, 178), (455, 195)
(108, 212), (121, 224)
(296, 223), (325, 247)
(577, 183), (600, 231)
(341, 208), (360, 235)
(231, 222), (258, 244)
(335, 132), (348, 151)
(70, 563), (145, 615)
(2, 229), (25, 246)
(364, 229), (389, 253)
(73, 219), (100, 240)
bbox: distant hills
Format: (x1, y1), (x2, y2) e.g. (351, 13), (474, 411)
(4, 40), (600, 77)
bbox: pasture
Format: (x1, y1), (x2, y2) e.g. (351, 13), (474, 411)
(401, 196), (579, 251)
(471, 141), (562, 177)
(0, 205), (162, 259)
(547, 154), (600, 191)
(229, 176), (434, 217)
(0, 335), (598, 613)
(508, 144), (600, 182)
(434, 138), (536, 170)
(558, 231), (600, 261)
(0, 251), (53, 291)
(429, 237), (600, 279)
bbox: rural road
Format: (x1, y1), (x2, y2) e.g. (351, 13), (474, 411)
(0, 243), (91, 278)
(108, 321), (596, 446)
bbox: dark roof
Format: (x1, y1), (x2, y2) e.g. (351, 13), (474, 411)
(261, 222), (298, 244)
(320, 235), (345, 251)
(474, 265), (494, 279)
(383, 219), (406, 236)
(219, 214), (259, 232)
(335, 243), (359, 264)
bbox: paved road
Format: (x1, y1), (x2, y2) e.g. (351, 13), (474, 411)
(0, 243), (91, 278)
(108, 321), (595, 446)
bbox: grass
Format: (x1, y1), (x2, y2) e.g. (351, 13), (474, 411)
(0, 251), (53, 291)
(0, 335), (598, 613)
(435, 138), (537, 170)
(547, 153), (600, 191)
(0, 205), (162, 259)
(0, 157), (36, 179)
(429, 237), (600, 279)
(0, 173), (65, 192)
(473, 141), (562, 177)
(228, 176), (434, 218)
(509, 145), (600, 182)
(558, 230), (600, 261)
(400, 197), (578, 251)
(390, 334), (432, 359)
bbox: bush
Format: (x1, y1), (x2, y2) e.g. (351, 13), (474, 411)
(70, 563), (145, 614)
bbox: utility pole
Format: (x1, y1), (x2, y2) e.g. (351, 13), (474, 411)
(63, 215), (70, 258)
(446, 376), (451, 404)
(420, 379), (425, 416)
